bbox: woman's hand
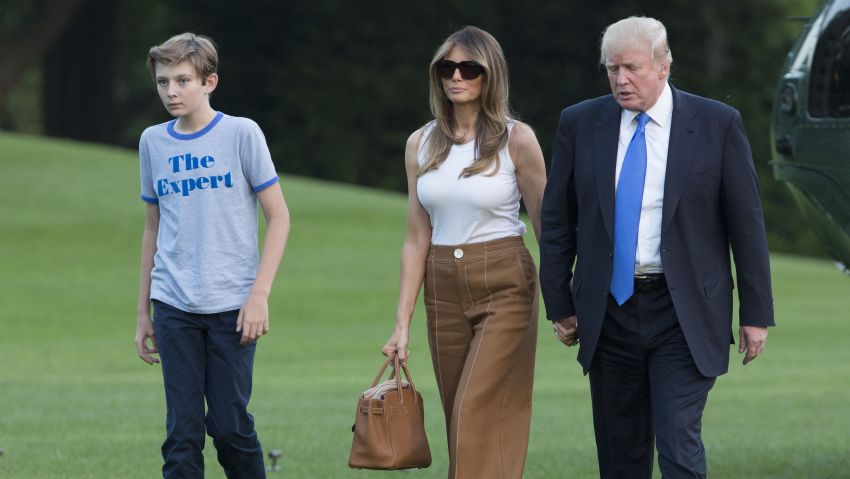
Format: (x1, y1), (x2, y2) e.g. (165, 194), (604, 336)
(553, 316), (578, 347)
(382, 325), (410, 365)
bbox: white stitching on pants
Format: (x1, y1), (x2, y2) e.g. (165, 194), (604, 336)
(431, 259), (445, 404)
(463, 263), (474, 310)
(453, 257), (494, 479)
(516, 253), (533, 304)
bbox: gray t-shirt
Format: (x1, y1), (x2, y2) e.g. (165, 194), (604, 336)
(139, 112), (279, 313)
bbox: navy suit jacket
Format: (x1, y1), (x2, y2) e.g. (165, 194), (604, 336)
(539, 86), (774, 377)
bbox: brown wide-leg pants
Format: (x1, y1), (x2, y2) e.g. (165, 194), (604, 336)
(424, 235), (538, 479)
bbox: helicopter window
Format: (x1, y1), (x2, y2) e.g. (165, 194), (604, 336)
(810, 10), (850, 117)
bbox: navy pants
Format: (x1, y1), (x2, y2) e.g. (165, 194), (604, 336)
(589, 287), (715, 479)
(153, 300), (266, 479)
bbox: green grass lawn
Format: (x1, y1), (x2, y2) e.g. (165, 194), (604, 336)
(0, 131), (848, 478)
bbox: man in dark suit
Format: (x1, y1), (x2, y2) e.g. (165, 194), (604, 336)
(539, 16), (774, 479)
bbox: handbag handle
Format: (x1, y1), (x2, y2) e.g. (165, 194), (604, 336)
(388, 363), (420, 397)
(369, 353), (420, 413)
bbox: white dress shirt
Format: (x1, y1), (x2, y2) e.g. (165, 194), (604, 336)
(614, 83), (673, 274)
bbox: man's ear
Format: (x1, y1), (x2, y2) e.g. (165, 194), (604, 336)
(658, 62), (670, 80)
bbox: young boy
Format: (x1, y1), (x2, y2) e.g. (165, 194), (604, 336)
(134, 32), (289, 479)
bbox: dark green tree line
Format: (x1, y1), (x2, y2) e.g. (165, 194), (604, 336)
(0, 0), (824, 255)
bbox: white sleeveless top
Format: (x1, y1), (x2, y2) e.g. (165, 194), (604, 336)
(416, 122), (526, 245)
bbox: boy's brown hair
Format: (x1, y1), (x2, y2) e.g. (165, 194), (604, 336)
(147, 33), (218, 83)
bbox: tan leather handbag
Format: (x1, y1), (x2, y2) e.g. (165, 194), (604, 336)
(348, 354), (432, 470)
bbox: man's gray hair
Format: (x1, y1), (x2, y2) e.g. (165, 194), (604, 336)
(600, 16), (673, 67)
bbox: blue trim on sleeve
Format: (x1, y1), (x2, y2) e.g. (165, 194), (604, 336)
(253, 175), (279, 193)
(141, 194), (159, 204)
(167, 112), (224, 140)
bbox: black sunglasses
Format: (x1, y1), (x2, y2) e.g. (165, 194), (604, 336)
(435, 60), (485, 80)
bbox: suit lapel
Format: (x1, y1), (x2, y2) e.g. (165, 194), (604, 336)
(662, 87), (700, 234)
(593, 98), (622, 243)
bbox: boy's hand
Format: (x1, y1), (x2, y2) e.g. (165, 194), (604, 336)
(135, 314), (160, 364)
(237, 293), (270, 345)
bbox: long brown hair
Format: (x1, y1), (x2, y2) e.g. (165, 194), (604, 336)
(420, 26), (513, 178)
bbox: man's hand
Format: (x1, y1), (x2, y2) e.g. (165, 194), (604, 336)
(237, 293), (270, 345)
(739, 325), (768, 365)
(553, 316), (578, 347)
(135, 314), (159, 365)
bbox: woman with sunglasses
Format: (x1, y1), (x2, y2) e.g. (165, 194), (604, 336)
(382, 26), (546, 479)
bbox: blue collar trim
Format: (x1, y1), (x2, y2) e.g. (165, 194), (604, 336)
(167, 112), (224, 140)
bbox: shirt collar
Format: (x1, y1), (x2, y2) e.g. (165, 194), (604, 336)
(621, 82), (673, 128)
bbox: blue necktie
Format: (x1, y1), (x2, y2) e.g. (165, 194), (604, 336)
(610, 112), (650, 305)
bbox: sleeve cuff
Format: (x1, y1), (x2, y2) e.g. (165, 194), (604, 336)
(252, 175), (279, 193)
(545, 305), (576, 322)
